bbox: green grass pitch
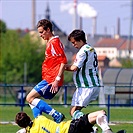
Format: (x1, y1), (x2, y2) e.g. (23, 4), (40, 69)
(0, 106), (133, 133)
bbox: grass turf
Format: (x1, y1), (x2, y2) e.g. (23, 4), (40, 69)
(0, 105), (133, 133)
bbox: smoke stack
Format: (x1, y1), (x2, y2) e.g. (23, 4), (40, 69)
(116, 17), (120, 36)
(32, 0), (36, 30)
(79, 16), (82, 30)
(73, 0), (78, 29)
(114, 17), (120, 39)
(91, 16), (97, 37)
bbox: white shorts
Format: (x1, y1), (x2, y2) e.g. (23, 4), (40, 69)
(71, 87), (100, 107)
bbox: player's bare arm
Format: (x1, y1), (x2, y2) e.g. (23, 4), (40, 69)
(65, 64), (78, 72)
(50, 63), (66, 93)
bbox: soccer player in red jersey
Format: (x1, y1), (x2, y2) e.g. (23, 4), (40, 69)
(26, 19), (67, 123)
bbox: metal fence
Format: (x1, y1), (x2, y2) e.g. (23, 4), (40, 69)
(0, 84), (133, 107)
(0, 84), (133, 122)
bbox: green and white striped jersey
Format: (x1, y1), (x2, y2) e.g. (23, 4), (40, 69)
(73, 44), (100, 88)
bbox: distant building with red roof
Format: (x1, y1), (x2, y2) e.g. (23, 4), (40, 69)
(94, 37), (133, 60)
(97, 55), (110, 67)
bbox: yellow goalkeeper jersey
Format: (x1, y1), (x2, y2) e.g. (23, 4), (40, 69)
(26, 115), (71, 133)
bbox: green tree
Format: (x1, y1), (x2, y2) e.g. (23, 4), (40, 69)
(121, 58), (133, 68)
(64, 71), (73, 84)
(0, 20), (7, 33)
(0, 30), (44, 84)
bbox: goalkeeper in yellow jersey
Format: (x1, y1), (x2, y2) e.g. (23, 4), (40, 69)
(15, 105), (114, 133)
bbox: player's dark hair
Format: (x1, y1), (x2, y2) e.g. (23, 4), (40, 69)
(68, 29), (86, 43)
(37, 19), (53, 32)
(15, 112), (32, 128)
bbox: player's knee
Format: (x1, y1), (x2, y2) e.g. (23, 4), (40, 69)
(26, 95), (33, 103)
(26, 95), (29, 102)
(100, 110), (106, 115)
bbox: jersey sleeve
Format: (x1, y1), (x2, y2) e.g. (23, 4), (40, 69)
(73, 50), (86, 68)
(73, 45), (95, 68)
(50, 38), (67, 64)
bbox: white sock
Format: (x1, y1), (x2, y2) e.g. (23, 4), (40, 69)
(29, 104), (35, 109)
(31, 98), (40, 106)
(96, 114), (110, 132)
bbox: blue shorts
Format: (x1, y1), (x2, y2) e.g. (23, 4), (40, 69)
(34, 80), (60, 99)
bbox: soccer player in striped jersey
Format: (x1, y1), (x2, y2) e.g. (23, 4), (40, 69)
(26, 19), (67, 123)
(65, 29), (100, 120)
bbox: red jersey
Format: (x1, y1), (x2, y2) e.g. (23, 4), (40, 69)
(42, 36), (67, 86)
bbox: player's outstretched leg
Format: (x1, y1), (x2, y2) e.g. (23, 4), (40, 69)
(73, 110), (98, 133)
(96, 113), (113, 133)
(31, 98), (65, 123)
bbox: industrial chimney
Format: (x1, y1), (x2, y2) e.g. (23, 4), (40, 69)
(91, 16), (97, 37)
(114, 17), (120, 39)
(32, 0), (36, 30)
(73, 0), (78, 29)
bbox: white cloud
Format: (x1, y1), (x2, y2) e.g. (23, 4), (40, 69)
(60, 1), (97, 18)
(77, 3), (97, 18)
(60, 1), (73, 12)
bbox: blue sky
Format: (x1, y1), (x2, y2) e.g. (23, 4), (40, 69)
(0, 0), (132, 36)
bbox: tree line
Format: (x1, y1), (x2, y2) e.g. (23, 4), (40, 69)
(0, 30), (44, 84)
(1, 20), (132, 85)
(0, 20), (73, 85)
